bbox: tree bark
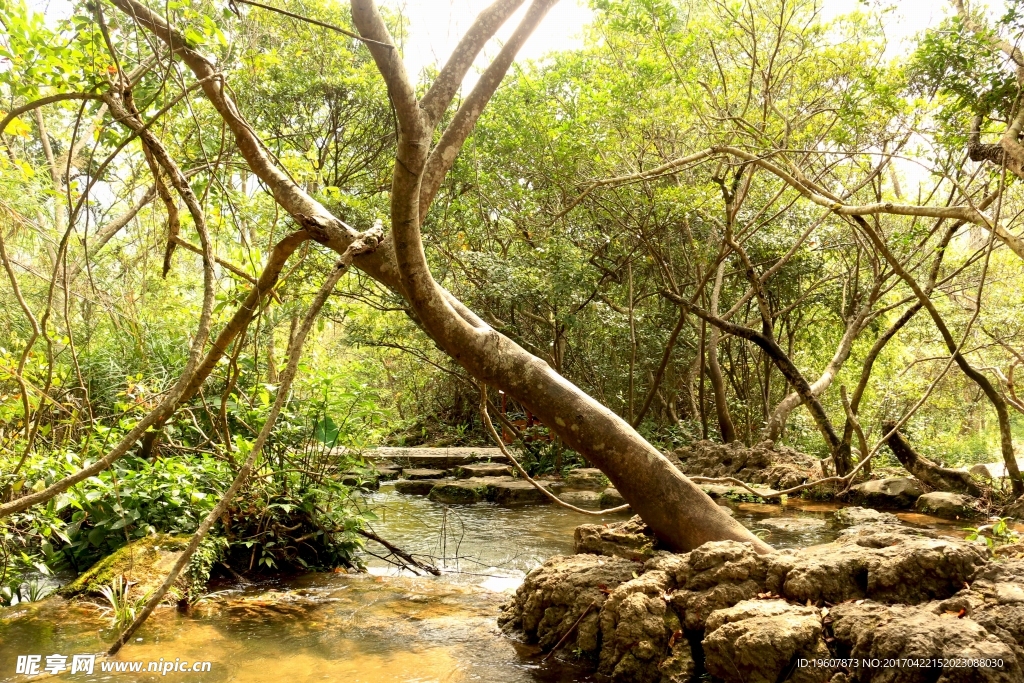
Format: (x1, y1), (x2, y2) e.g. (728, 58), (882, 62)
(882, 421), (985, 497)
(707, 262), (737, 442)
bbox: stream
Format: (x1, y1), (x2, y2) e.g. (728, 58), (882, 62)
(0, 484), (969, 682)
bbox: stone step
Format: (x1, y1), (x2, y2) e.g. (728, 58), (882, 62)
(394, 479), (445, 496)
(454, 462), (513, 478)
(394, 475), (554, 505)
(366, 447), (507, 469)
(565, 467), (609, 491)
(403, 468), (447, 480)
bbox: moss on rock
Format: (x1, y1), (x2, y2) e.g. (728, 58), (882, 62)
(59, 534), (191, 599)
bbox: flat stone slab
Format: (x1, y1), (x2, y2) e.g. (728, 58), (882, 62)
(375, 467), (401, 481)
(403, 468), (447, 480)
(490, 479), (552, 505)
(340, 472), (380, 490)
(419, 477), (553, 505)
(848, 477), (924, 509)
(366, 447), (507, 469)
(454, 462), (513, 479)
(558, 490), (603, 508)
(394, 479), (444, 496)
(565, 467), (609, 491)
(429, 481), (485, 504)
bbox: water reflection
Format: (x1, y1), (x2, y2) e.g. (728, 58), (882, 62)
(0, 485), (975, 683)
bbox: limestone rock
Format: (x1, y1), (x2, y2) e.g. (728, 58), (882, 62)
(566, 467), (609, 491)
(501, 518), (1002, 683)
(559, 490), (603, 508)
(759, 517), (828, 533)
(847, 477), (924, 509)
(657, 638), (697, 683)
(766, 527), (987, 605)
(403, 468), (447, 480)
(703, 599), (829, 683)
(497, 553), (636, 654)
(599, 571), (680, 681)
(828, 600), (1022, 682)
(575, 516), (659, 561)
(60, 534), (190, 599)
(669, 440), (818, 489)
(833, 507), (900, 526)
(915, 491), (976, 519)
(600, 487), (628, 509)
(454, 462), (512, 478)
(665, 540), (771, 631)
(394, 479), (443, 495)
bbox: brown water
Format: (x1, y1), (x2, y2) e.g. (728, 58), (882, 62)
(0, 485), (966, 683)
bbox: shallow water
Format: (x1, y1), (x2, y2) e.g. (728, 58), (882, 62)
(0, 485), (969, 682)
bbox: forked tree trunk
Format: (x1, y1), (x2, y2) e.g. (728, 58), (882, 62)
(83, 0), (771, 555)
(708, 262), (738, 442)
(766, 300), (873, 441)
(348, 0), (770, 554)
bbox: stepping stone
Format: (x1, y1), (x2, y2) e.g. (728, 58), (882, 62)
(375, 467), (401, 481)
(565, 468), (609, 490)
(915, 491), (976, 519)
(848, 477), (923, 509)
(366, 447), (507, 469)
(599, 487), (628, 509)
(403, 468), (446, 480)
(394, 479), (443, 496)
(489, 479), (552, 505)
(454, 462), (513, 479)
(558, 490), (602, 508)
(341, 472), (380, 490)
(428, 481), (484, 504)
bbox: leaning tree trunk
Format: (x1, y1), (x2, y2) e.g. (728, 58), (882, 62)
(348, 0), (771, 554)
(91, 0), (771, 555)
(882, 421), (985, 497)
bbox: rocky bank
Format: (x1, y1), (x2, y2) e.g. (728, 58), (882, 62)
(500, 515), (1024, 682)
